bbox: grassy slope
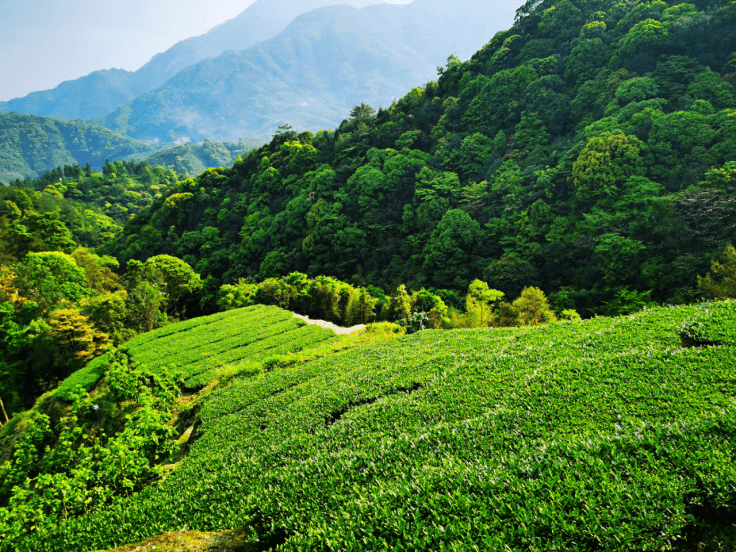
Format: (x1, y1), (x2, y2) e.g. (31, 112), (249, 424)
(18, 301), (736, 551)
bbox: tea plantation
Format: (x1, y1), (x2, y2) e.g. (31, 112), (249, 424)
(55, 305), (339, 398)
(15, 302), (736, 550)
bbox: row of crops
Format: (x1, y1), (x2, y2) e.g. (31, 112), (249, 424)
(19, 301), (736, 551)
(122, 305), (338, 388)
(53, 305), (339, 397)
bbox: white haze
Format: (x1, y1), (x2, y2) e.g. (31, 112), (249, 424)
(0, 0), (414, 102)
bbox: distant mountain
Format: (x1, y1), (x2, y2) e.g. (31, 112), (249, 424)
(0, 0), (391, 121)
(0, 113), (155, 183)
(95, 0), (516, 142)
(0, 69), (143, 122)
(133, 0), (387, 93)
(141, 138), (265, 176)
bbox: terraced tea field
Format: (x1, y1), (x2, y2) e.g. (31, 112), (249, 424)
(56, 305), (339, 397)
(20, 302), (736, 551)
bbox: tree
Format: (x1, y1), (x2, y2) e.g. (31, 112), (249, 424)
(350, 103), (376, 120)
(13, 252), (88, 311)
(698, 244), (736, 298)
(572, 133), (646, 201)
(217, 279), (258, 311)
(143, 255), (202, 316)
(71, 248), (122, 292)
(465, 280), (504, 327)
(126, 281), (166, 333)
(384, 285), (412, 325)
(422, 210), (481, 289)
(512, 287), (557, 326)
(595, 233), (646, 287)
(483, 255), (540, 300)
(619, 19), (670, 55)
(411, 289), (449, 329)
(355, 290), (378, 325)
(48, 308), (110, 366)
(81, 290), (132, 345)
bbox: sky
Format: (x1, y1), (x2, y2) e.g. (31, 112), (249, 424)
(0, 0), (259, 101)
(0, 0), (421, 102)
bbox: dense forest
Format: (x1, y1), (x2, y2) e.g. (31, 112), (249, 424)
(0, 163), (197, 412)
(0, 113), (154, 182)
(0, 112), (264, 183)
(92, 0), (736, 317)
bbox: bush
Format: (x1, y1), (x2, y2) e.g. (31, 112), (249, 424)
(679, 300), (736, 347)
(512, 286), (557, 326)
(698, 244), (736, 299)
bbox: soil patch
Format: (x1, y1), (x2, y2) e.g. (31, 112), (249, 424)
(97, 530), (256, 552)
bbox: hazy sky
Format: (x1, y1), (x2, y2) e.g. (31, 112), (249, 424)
(0, 0), (266, 101)
(0, 0), (424, 102)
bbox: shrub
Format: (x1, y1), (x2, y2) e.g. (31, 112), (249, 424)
(698, 244), (736, 299)
(512, 286), (557, 326)
(679, 300), (736, 347)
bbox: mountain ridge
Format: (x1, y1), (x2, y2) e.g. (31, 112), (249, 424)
(91, 0), (515, 142)
(0, 0), (411, 121)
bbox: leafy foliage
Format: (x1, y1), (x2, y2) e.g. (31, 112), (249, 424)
(98, 0), (736, 318)
(0, 114), (155, 182)
(0, 354), (179, 545)
(9, 301), (736, 551)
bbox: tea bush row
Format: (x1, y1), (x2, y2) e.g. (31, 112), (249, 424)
(120, 305), (334, 388)
(679, 300), (736, 347)
(16, 303), (736, 551)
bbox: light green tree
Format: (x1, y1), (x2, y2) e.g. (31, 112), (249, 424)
(13, 252), (88, 311)
(512, 287), (558, 326)
(572, 133), (646, 201)
(698, 244), (736, 298)
(465, 280), (505, 327)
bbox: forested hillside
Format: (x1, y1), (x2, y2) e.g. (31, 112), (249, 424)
(102, 0), (736, 315)
(0, 114), (154, 182)
(0, 114), (262, 183)
(0, 163), (193, 412)
(140, 138), (264, 176)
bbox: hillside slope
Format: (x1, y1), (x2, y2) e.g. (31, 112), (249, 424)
(102, 0), (736, 315)
(0, 0), (389, 121)
(0, 0), (439, 124)
(0, 69), (141, 123)
(0, 113), (155, 182)
(7, 301), (736, 551)
(140, 138), (265, 176)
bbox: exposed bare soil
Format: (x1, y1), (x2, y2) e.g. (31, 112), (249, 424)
(96, 530), (256, 552)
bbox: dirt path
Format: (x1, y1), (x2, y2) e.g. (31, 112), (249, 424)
(96, 530), (255, 552)
(293, 313), (365, 335)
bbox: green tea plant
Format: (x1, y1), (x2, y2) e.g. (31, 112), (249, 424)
(121, 305), (334, 388)
(679, 300), (736, 346)
(12, 302), (736, 551)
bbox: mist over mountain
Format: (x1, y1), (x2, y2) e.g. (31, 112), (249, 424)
(94, 0), (516, 142)
(0, 0), (408, 122)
